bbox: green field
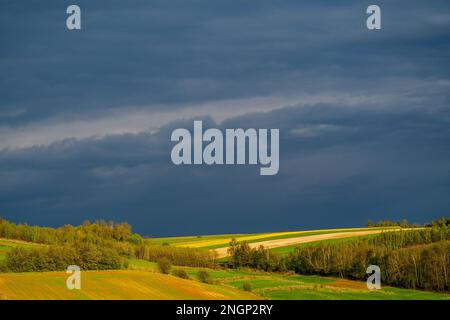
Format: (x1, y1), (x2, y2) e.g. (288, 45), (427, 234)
(0, 239), (44, 262)
(150, 227), (397, 250)
(1, 259), (447, 300)
(269, 234), (380, 255)
(126, 259), (450, 300)
(0, 269), (259, 300)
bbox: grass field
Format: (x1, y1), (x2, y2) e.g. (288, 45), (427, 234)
(269, 234), (380, 255)
(2, 259), (446, 300)
(127, 259), (450, 300)
(0, 269), (259, 300)
(0, 239), (44, 262)
(150, 227), (397, 250)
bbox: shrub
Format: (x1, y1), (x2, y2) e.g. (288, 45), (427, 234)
(197, 270), (210, 283)
(242, 282), (252, 292)
(172, 268), (189, 279)
(157, 258), (172, 274)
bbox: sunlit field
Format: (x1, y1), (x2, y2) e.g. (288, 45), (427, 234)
(150, 227), (397, 249)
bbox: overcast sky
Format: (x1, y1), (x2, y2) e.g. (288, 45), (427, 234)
(0, 0), (449, 236)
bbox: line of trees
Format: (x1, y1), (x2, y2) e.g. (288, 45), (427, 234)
(0, 218), (218, 272)
(366, 216), (450, 228)
(366, 219), (417, 228)
(367, 226), (450, 249)
(227, 239), (286, 272)
(0, 218), (142, 246)
(0, 243), (128, 273)
(135, 244), (217, 268)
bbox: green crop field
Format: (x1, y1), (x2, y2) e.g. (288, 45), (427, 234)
(147, 233), (253, 246)
(150, 227), (397, 250)
(0, 269), (259, 300)
(126, 259), (450, 300)
(0, 239), (44, 262)
(2, 259), (447, 300)
(269, 234), (380, 255)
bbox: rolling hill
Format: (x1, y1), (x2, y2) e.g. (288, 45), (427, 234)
(151, 227), (405, 258)
(1, 260), (448, 300)
(1, 221), (448, 300)
(0, 270), (258, 300)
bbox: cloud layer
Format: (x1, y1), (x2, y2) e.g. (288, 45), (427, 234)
(0, 0), (449, 235)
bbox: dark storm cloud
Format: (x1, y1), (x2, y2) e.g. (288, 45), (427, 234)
(1, 0), (449, 125)
(1, 1), (450, 234)
(1, 97), (449, 235)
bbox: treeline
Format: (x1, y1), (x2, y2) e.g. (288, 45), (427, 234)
(0, 219), (142, 270)
(227, 239), (286, 272)
(368, 226), (450, 250)
(366, 216), (450, 228)
(0, 218), (217, 272)
(135, 244), (217, 268)
(0, 244), (128, 273)
(367, 219), (418, 228)
(426, 217), (450, 227)
(0, 218), (142, 247)
(228, 225), (450, 292)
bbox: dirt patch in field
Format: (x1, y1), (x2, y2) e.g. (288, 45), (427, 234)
(213, 229), (403, 258)
(328, 278), (368, 290)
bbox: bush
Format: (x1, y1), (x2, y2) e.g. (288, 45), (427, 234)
(157, 258), (172, 274)
(242, 282), (252, 292)
(172, 268), (189, 279)
(197, 270), (210, 283)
